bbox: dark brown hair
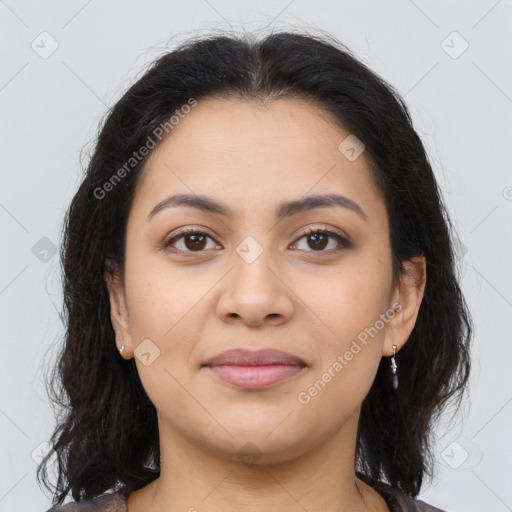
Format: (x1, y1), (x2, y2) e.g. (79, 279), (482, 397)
(37, 29), (472, 505)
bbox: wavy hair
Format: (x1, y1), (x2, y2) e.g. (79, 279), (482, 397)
(37, 29), (472, 505)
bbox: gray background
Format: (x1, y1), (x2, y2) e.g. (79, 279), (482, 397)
(1, 1), (511, 511)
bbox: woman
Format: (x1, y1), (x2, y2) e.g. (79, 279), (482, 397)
(38, 29), (472, 512)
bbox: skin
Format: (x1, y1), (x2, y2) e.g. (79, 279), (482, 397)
(105, 97), (426, 512)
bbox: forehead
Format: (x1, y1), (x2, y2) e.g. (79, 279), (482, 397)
(132, 97), (386, 225)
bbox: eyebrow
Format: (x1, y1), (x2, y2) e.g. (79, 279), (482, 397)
(146, 192), (368, 223)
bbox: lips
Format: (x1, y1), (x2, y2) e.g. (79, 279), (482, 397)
(202, 348), (307, 389)
(203, 348), (306, 367)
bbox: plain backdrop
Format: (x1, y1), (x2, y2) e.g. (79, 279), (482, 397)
(1, 1), (511, 511)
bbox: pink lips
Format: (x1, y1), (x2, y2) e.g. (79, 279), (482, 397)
(202, 348), (307, 389)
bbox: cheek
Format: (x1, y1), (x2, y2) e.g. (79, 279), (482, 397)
(301, 251), (392, 393)
(124, 245), (199, 332)
(306, 258), (391, 342)
(122, 268), (199, 386)
(297, 281), (389, 421)
(124, 261), (209, 411)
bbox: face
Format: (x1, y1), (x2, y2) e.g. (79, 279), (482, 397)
(106, 97), (425, 464)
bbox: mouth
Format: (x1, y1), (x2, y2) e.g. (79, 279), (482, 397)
(202, 348), (308, 389)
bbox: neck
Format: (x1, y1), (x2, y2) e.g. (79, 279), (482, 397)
(127, 406), (388, 512)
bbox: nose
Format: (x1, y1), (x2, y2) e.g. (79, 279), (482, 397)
(216, 248), (295, 328)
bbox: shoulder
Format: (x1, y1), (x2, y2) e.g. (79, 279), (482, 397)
(43, 491), (127, 512)
(372, 480), (448, 512)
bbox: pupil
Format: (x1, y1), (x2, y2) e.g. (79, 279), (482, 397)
(187, 234), (206, 250)
(309, 233), (327, 250)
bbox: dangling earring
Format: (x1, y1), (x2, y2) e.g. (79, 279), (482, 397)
(391, 344), (398, 390)
(116, 316), (125, 356)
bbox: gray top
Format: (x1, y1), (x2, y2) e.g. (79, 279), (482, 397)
(43, 482), (447, 512)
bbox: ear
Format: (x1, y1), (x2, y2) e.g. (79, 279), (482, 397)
(104, 260), (134, 359)
(383, 255), (427, 356)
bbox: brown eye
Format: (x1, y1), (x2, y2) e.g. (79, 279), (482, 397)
(163, 229), (219, 255)
(292, 228), (350, 253)
(305, 232), (329, 250)
(182, 233), (207, 251)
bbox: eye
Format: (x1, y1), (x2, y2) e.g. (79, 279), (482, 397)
(163, 228), (221, 256)
(162, 226), (350, 257)
(290, 228), (350, 253)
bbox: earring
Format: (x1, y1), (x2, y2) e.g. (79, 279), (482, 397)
(119, 344), (125, 354)
(391, 344), (398, 390)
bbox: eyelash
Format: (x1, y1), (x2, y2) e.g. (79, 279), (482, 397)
(162, 227), (351, 257)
